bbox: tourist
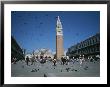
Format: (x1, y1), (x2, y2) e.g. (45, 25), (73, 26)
(52, 58), (57, 66)
(79, 55), (83, 67)
(82, 55), (85, 61)
(31, 56), (35, 65)
(79, 55), (85, 67)
(36, 56), (38, 61)
(61, 56), (63, 65)
(26, 56), (30, 65)
(11, 57), (14, 64)
(90, 56), (94, 62)
(72, 56), (75, 64)
(12, 57), (17, 64)
(61, 55), (66, 65)
(66, 56), (69, 65)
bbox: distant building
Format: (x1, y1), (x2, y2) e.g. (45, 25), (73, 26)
(66, 33), (100, 58)
(11, 36), (24, 62)
(25, 48), (54, 59)
(34, 48), (54, 59)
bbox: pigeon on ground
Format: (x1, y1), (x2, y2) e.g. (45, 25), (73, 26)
(44, 74), (47, 77)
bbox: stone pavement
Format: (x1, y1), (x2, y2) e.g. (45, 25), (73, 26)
(11, 60), (100, 77)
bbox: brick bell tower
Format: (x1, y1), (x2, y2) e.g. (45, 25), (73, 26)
(56, 16), (64, 60)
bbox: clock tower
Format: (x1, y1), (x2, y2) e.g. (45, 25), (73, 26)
(56, 16), (64, 59)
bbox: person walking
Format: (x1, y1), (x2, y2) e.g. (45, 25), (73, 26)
(66, 56), (69, 65)
(12, 57), (17, 64)
(52, 58), (57, 66)
(82, 55), (85, 62)
(72, 56), (75, 64)
(31, 56), (35, 65)
(61, 56), (66, 65)
(79, 55), (83, 67)
(26, 56), (30, 65)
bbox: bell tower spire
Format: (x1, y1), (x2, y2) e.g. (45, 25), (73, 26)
(56, 16), (63, 36)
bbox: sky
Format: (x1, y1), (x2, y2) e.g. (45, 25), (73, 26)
(11, 11), (100, 54)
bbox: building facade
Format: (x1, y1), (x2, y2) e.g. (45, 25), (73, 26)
(66, 33), (100, 58)
(34, 49), (54, 59)
(25, 48), (54, 60)
(56, 16), (64, 59)
(11, 36), (24, 62)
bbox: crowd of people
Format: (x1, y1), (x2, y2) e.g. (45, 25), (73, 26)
(23, 54), (99, 67)
(11, 57), (17, 64)
(25, 56), (50, 66)
(11, 53), (100, 71)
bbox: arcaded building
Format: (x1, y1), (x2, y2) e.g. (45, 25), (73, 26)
(11, 36), (24, 62)
(66, 33), (100, 58)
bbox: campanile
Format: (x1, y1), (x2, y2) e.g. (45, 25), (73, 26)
(56, 16), (64, 59)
